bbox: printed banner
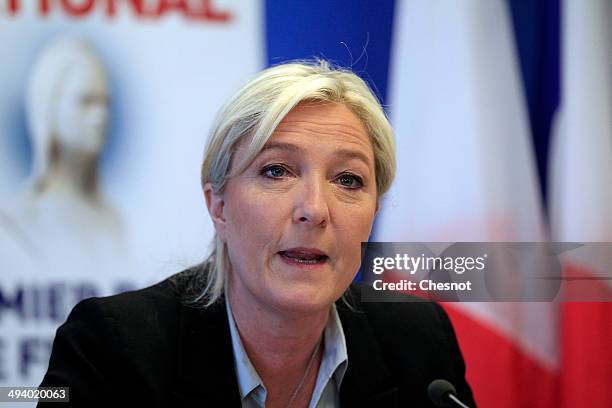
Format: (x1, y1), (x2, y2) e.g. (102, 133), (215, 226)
(0, 0), (264, 389)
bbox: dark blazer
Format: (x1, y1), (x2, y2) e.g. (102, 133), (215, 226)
(39, 269), (476, 407)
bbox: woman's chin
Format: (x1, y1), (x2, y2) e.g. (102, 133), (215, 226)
(267, 285), (337, 316)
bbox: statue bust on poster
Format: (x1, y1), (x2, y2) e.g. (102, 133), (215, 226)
(0, 37), (125, 277)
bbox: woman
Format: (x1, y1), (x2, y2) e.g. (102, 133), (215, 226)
(39, 61), (475, 407)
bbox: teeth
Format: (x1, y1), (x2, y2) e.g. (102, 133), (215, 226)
(283, 252), (321, 259)
(294, 258), (320, 264)
(281, 252), (325, 263)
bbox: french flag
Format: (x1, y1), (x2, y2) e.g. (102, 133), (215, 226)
(549, 1), (612, 407)
(375, 0), (611, 407)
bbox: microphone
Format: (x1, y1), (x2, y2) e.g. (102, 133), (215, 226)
(427, 379), (471, 408)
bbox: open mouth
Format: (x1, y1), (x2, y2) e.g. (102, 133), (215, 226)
(278, 249), (329, 265)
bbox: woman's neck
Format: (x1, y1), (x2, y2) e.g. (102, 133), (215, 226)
(227, 278), (328, 406)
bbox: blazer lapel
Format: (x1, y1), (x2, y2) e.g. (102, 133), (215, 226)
(337, 300), (399, 407)
(172, 298), (242, 406)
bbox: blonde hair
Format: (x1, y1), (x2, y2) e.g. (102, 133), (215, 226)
(194, 60), (396, 306)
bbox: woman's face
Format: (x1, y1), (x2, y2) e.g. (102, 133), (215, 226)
(207, 102), (378, 316)
(54, 59), (108, 155)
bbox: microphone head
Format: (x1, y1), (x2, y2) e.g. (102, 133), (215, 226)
(427, 379), (457, 407)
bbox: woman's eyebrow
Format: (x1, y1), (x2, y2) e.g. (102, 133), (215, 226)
(259, 141), (301, 155)
(260, 142), (372, 168)
(333, 149), (373, 168)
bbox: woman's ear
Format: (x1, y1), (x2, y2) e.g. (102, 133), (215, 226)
(203, 183), (226, 241)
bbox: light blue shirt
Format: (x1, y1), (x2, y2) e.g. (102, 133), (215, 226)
(225, 294), (348, 408)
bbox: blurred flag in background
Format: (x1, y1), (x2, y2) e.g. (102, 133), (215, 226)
(549, 1), (612, 407)
(377, 1), (557, 407)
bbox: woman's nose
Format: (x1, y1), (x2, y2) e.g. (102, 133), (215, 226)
(292, 177), (330, 227)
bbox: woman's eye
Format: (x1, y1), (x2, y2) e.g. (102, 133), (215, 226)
(336, 173), (363, 189)
(262, 164), (288, 178)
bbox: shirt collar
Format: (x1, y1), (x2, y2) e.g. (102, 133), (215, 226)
(224, 288), (348, 406)
(224, 289), (265, 403)
(311, 302), (348, 405)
